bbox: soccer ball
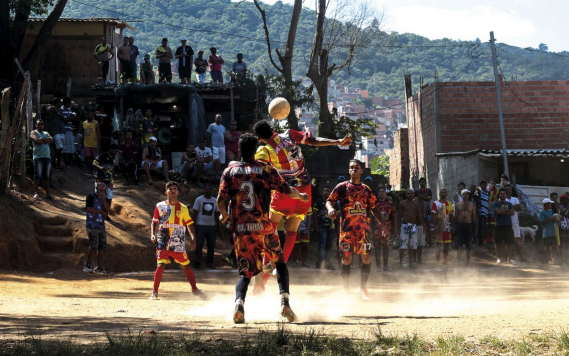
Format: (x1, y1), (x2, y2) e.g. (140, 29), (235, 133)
(553, 213), (561, 222)
(268, 97), (290, 120)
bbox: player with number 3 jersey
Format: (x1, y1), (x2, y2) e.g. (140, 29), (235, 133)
(326, 159), (382, 301)
(217, 134), (309, 324)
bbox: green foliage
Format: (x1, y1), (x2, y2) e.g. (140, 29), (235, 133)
(60, 0), (569, 101)
(333, 115), (375, 142)
(370, 155), (389, 179)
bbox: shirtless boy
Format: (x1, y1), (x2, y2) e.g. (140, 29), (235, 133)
(454, 189), (478, 265)
(398, 189), (423, 268)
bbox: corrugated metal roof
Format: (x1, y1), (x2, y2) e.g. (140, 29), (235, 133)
(437, 149), (569, 158)
(28, 17), (134, 30)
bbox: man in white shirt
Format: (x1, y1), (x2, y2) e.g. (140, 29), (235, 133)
(207, 114), (227, 174)
(195, 136), (220, 183)
(191, 184), (220, 269)
(505, 184), (525, 262)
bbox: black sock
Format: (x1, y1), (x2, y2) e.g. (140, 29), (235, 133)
(275, 262), (289, 295)
(341, 263), (351, 289)
(235, 276), (250, 301)
(361, 263), (371, 289)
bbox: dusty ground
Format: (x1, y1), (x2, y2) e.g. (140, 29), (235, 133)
(1, 261), (568, 344)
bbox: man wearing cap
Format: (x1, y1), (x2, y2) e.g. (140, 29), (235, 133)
(195, 136), (220, 184)
(176, 38), (194, 84)
(505, 184), (525, 262)
(493, 188), (515, 264)
(142, 137), (170, 185)
(454, 189), (477, 265)
(540, 197), (558, 264)
(194, 51), (208, 84)
(156, 38), (173, 84)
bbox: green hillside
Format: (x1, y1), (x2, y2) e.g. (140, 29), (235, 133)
(63, 0), (569, 100)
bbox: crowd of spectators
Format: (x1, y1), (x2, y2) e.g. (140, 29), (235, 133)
(93, 36), (248, 85)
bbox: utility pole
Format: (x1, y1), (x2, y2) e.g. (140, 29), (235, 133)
(489, 31), (509, 178)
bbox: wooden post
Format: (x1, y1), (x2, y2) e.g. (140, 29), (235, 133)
(37, 80), (41, 116)
(0, 88), (11, 194)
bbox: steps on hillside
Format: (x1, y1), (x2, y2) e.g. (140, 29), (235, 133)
(36, 236), (74, 253)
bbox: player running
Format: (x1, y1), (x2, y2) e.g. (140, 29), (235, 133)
(149, 181), (206, 300)
(252, 120), (352, 291)
(326, 159), (382, 301)
(217, 134), (309, 324)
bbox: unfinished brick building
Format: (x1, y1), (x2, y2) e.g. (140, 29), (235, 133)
(399, 78), (569, 195)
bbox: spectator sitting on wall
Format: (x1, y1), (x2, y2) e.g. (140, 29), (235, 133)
(139, 109), (157, 146)
(142, 137), (170, 185)
(128, 36), (139, 83)
(208, 47), (224, 84)
(231, 53), (247, 84)
(175, 37), (194, 84)
(118, 129), (139, 186)
(117, 36), (132, 84)
(94, 37), (113, 85)
(194, 51), (208, 84)
(181, 144), (197, 186)
(195, 136), (220, 184)
(140, 54), (155, 85)
(156, 38), (173, 84)
(225, 120), (241, 162)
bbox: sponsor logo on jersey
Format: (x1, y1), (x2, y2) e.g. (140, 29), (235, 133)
(236, 223), (264, 232)
(349, 201), (367, 216)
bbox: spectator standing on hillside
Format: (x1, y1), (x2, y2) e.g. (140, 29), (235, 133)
(30, 119), (54, 201)
(493, 189), (515, 264)
(156, 38), (173, 83)
(175, 37), (194, 84)
(140, 54), (154, 84)
(453, 182), (466, 207)
(141, 137), (170, 184)
(454, 189), (477, 265)
(191, 184), (220, 269)
(207, 114), (227, 175)
(313, 186), (335, 270)
(150, 181), (206, 300)
(128, 37), (139, 83)
(414, 177), (432, 202)
(84, 182), (110, 274)
(540, 198), (558, 265)
(51, 98), (69, 169)
(94, 37), (113, 84)
(194, 51), (208, 84)
(117, 37), (132, 84)
(225, 120), (241, 162)
(208, 47), (224, 84)
(181, 144), (198, 186)
(139, 109), (157, 146)
(231, 53), (247, 84)
(505, 184), (526, 262)
(81, 111), (100, 178)
(95, 104), (112, 153)
(118, 129), (139, 186)
(93, 144), (119, 210)
(62, 121), (74, 170)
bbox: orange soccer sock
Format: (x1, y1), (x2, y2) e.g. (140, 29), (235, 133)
(282, 231), (297, 263)
(153, 267), (164, 293)
(183, 267), (198, 290)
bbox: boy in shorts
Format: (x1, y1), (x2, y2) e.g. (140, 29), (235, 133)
(431, 189), (454, 265)
(326, 159), (382, 301)
(149, 181), (206, 300)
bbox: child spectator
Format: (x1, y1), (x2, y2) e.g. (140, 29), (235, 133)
(540, 198), (558, 265)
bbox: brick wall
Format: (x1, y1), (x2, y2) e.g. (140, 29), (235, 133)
(389, 128), (409, 190)
(438, 80), (569, 152)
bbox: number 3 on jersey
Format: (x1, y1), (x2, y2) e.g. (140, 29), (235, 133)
(239, 180), (255, 211)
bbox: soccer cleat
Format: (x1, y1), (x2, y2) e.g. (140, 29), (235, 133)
(233, 302), (245, 324)
(93, 266), (107, 275)
(280, 302), (298, 323)
(359, 287), (370, 301)
(83, 264), (94, 273)
(149, 292), (159, 300)
(508, 259), (517, 265)
(192, 288), (207, 300)
(496, 258), (502, 264)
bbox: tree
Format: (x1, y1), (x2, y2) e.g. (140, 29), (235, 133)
(254, 0), (303, 130)
(306, 0), (383, 138)
(370, 154), (389, 179)
(539, 43), (549, 52)
(0, 0), (68, 91)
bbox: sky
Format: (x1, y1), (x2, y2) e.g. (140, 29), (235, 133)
(253, 0), (567, 52)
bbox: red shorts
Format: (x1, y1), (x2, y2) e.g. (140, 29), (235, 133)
(339, 230), (372, 256)
(270, 185), (312, 219)
(295, 232), (310, 243)
(436, 232), (452, 244)
(156, 249), (190, 266)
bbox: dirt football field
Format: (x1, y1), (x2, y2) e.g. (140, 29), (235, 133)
(1, 261), (569, 344)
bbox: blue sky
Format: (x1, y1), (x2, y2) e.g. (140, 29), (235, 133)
(253, 0), (565, 52)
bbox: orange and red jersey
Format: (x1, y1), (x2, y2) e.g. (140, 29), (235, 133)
(219, 160), (289, 234)
(255, 129), (312, 187)
(327, 181), (377, 235)
(152, 201), (194, 252)
(374, 199), (396, 229)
